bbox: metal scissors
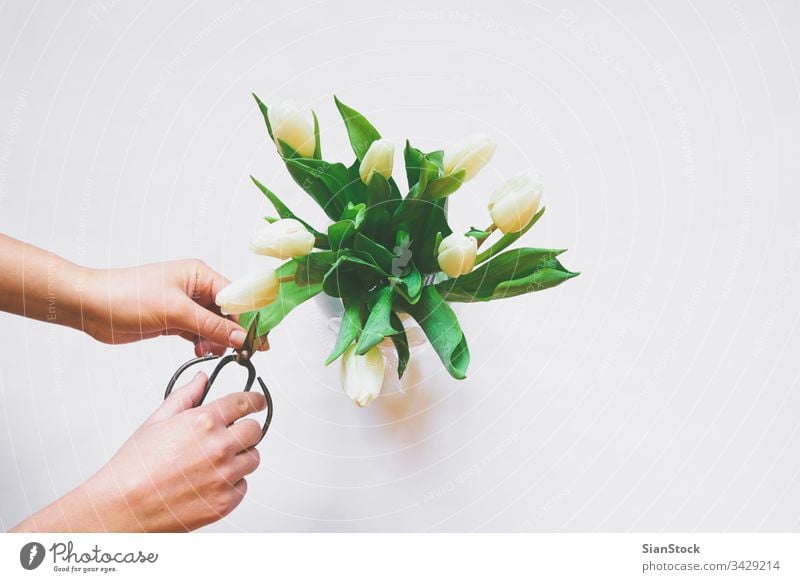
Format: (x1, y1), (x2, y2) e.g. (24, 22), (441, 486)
(164, 313), (273, 443)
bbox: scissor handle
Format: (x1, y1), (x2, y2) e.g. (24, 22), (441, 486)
(164, 354), (273, 444)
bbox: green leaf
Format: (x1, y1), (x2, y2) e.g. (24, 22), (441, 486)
(390, 264), (422, 304)
(356, 286), (395, 355)
(423, 169), (465, 200)
(322, 254), (387, 298)
(250, 176), (329, 247)
(476, 206), (545, 264)
(465, 227), (492, 241)
(354, 232), (396, 273)
(239, 261), (321, 336)
(294, 251), (338, 287)
(334, 95), (381, 160)
(436, 248), (577, 302)
(252, 93), (274, 141)
(366, 172), (391, 208)
(328, 202), (367, 251)
(285, 158), (351, 220)
(404, 140), (425, 188)
(312, 110), (321, 160)
(325, 295), (363, 365)
(389, 311), (410, 378)
(494, 257), (579, 297)
(403, 286), (470, 380)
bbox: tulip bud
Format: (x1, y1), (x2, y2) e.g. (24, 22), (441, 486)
(214, 270), (280, 315)
(250, 218), (315, 259)
(359, 139), (394, 185)
(443, 134), (496, 181)
(437, 233), (478, 278)
(267, 100), (316, 158)
(340, 344), (385, 407)
(488, 169), (543, 234)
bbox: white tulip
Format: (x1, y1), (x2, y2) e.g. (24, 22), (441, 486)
(214, 270), (280, 315)
(443, 134), (497, 181)
(359, 139), (394, 184)
(250, 218), (315, 259)
(489, 169), (543, 234)
(267, 100), (316, 158)
(437, 233), (477, 278)
(340, 344), (385, 407)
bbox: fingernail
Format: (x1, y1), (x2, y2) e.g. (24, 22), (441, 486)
(229, 329), (247, 347)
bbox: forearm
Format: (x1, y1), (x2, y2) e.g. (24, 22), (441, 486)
(9, 472), (140, 533)
(0, 234), (91, 330)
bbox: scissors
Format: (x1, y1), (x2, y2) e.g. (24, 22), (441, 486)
(164, 313), (273, 443)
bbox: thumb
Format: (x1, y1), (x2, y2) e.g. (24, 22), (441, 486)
(179, 301), (247, 350)
(146, 371), (208, 424)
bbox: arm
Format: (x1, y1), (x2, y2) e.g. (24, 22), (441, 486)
(10, 372), (265, 532)
(0, 234), (256, 355)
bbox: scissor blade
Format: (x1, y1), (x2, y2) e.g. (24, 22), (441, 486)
(241, 312), (261, 355)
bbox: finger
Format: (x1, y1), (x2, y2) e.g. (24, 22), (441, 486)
(253, 335), (270, 352)
(207, 391), (266, 427)
(194, 338), (228, 357)
(184, 260), (231, 307)
(147, 371), (207, 424)
(175, 300), (247, 350)
(230, 447), (261, 479)
(226, 419), (263, 451)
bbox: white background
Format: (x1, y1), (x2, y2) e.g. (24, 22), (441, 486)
(1, 0), (799, 532)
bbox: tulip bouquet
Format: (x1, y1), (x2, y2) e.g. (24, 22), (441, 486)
(215, 95), (578, 407)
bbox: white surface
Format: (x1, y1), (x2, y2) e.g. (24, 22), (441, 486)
(1, 0), (799, 532)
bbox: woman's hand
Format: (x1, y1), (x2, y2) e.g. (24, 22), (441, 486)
(0, 235), (266, 355)
(82, 259), (262, 356)
(11, 372), (266, 532)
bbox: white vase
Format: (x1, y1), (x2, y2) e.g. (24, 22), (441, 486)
(314, 294), (427, 394)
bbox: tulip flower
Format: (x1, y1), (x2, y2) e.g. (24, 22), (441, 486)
(250, 218), (315, 259)
(488, 169), (544, 234)
(267, 100), (316, 158)
(340, 343), (385, 407)
(359, 139), (394, 184)
(215, 270), (280, 315)
(437, 233), (477, 278)
(443, 134), (496, 182)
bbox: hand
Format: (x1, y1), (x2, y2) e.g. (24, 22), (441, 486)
(82, 259), (267, 356)
(11, 372), (267, 532)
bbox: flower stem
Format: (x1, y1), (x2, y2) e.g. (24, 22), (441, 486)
(278, 275), (295, 283)
(477, 223), (497, 249)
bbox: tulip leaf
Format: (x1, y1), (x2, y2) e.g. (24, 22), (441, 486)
(334, 95), (381, 160)
(404, 140), (425, 188)
(322, 254), (387, 298)
(389, 264), (422, 304)
(403, 286), (470, 380)
(328, 202), (367, 250)
(366, 172), (391, 208)
(239, 260), (322, 336)
(356, 286), (396, 355)
(424, 169), (465, 200)
(285, 158), (354, 219)
(436, 248), (577, 302)
(312, 110), (322, 160)
(493, 257), (578, 297)
(252, 93), (274, 141)
(354, 232), (396, 273)
(250, 175), (329, 247)
(414, 199), (452, 273)
(476, 206), (546, 264)
(465, 227), (492, 241)
(294, 251), (338, 287)
(325, 295), (363, 365)
(389, 311), (410, 378)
